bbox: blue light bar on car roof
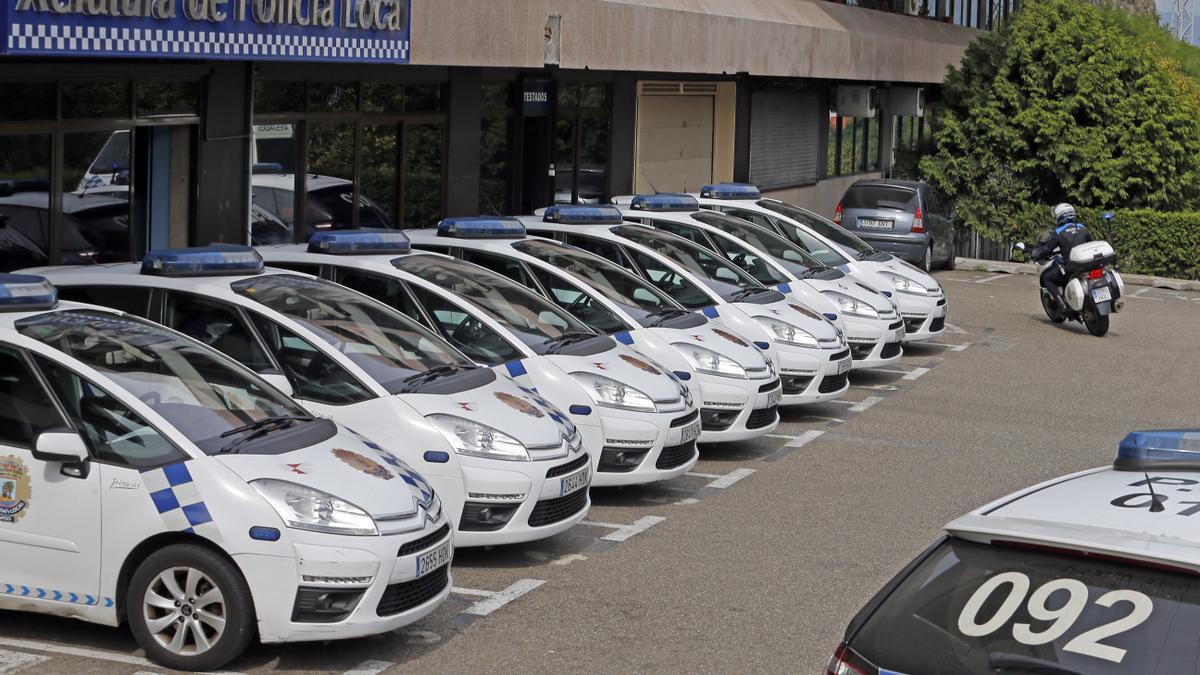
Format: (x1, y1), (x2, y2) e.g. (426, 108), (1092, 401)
(308, 229), (411, 255)
(141, 245), (265, 278)
(700, 183), (762, 200)
(437, 217), (526, 239)
(0, 274), (57, 311)
(1114, 429), (1200, 471)
(543, 205), (623, 225)
(630, 194), (700, 212)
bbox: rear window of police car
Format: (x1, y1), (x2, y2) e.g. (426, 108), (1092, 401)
(851, 537), (1200, 674)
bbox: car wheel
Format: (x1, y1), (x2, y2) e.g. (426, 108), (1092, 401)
(922, 245), (933, 273)
(941, 242), (957, 270)
(126, 544), (256, 672)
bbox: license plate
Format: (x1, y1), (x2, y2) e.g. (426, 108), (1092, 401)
(859, 217), (894, 230)
(680, 422), (701, 445)
(893, 326), (906, 343)
(560, 466), (590, 497)
(837, 357), (852, 375)
(1091, 286), (1112, 303)
(416, 541), (451, 578)
(766, 388), (782, 408)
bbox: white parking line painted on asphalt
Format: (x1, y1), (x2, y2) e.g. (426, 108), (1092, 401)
(460, 579), (547, 617)
(764, 433), (795, 440)
(0, 637), (244, 674)
(342, 660), (394, 675)
(924, 341), (971, 352)
(582, 515), (667, 542)
(551, 554), (589, 566)
(703, 468), (756, 489)
(864, 368), (910, 376)
(849, 396), (884, 413)
(674, 498), (700, 506)
(786, 430), (826, 448)
(975, 274), (1010, 284)
(902, 367), (930, 381)
(686, 471), (722, 479)
(450, 586), (495, 598)
(943, 322), (968, 334)
(0, 649), (49, 674)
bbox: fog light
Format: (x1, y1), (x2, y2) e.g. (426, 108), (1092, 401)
(598, 447), (649, 473)
(292, 587), (365, 623)
(700, 409), (740, 432)
(460, 502), (519, 532)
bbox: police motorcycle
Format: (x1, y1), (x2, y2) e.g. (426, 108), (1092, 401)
(1013, 213), (1124, 337)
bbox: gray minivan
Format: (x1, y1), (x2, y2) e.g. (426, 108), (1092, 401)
(835, 179), (956, 272)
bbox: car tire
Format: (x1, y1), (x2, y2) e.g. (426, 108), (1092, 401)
(922, 245), (933, 273)
(1083, 304), (1110, 337)
(941, 249), (957, 271)
(126, 543), (257, 672)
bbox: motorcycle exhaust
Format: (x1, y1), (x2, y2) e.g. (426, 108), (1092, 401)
(1114, 299), (1125, 313)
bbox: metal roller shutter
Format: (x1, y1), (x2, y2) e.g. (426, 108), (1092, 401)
(750, 91), (820, 189)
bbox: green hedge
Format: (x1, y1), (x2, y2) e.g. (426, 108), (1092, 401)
(1004, 207), (1200, 280)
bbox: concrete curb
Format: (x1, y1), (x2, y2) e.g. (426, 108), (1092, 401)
(955, 257), (1200, 292)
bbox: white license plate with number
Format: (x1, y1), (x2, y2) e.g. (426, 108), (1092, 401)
(1091, 286), (1112, 303)
(837, 358), (852, 375)
(766, 389), (782, 408)
(893, 327), (906, 343)
(859, 218), (894, 230)
(560, 466), (590, 496)
(680, 422), (701, 445)
(416, 541), (451, 578)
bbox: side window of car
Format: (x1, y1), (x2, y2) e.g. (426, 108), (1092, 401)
(710, 239), (776, 285)
(57, 285), (152, 318)
(459, 251), (535, 287)
(162, 292), (274, 373)
(648, 220), (711, 249)
(332, 267), (428, 328)
(559, 234), (630, 270)
(529, 268), (625, 333)
(724, 208), (778, 231)
(406, 285), (522, 366)
(248, 314), (374, 405)
(0, 347), (67, 450)
(410, 244), (455, 256)
(34, 356), (185, 468)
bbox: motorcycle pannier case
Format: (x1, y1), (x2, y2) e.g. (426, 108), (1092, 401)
(1065, 240), (1116, 274)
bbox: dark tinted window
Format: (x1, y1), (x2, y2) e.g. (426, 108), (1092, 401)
(627, 250), (714, 310)
(250, 314), (374, 405)
(0, 347), (65, 449)
(308, 184), (392, 230)
(757, 200), (874, 257)
(58, 286), (151, 318)
(460, 250), (536, 287)
(267, 261), (321, 276)
(555, 233), (629, 269)
(854, 537), (1200, 674)
(163, 292), (273, 372)
(407, 285), (522, 366)
(332, 267), (427, 327)
(842, 185), (919, 212)
(641, 218), (710, 247)
(529, 267), (627, 334)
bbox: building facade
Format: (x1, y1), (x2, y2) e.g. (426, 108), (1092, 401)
(0, 0), (986, 272)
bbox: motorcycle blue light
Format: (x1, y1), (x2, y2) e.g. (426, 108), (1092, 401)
(308, 229), (412, 255)
(0, 274), (58, 311)
(1114, 430), (1200, 471)
(700, 183), (761, 200)
(542, 205), (624, 225)
(437, 217), (526, 239)
(142, 245), (264, 278)
(630, 194), (700, 212)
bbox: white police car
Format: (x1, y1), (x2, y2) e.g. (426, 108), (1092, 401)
(829, 430), (1200, 675)
(614, 194), (904, 370)
(404, 221), (781, 442)
(523, 206), (852, 405)
(255, 227), (702, 486)
(30, 246), (593, 547)
(0, 275), (450, 671)
(691, 184), (948, 343)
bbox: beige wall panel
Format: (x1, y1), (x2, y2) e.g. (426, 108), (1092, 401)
(764, 172), (882, 219)
(635, 95), (716, 194)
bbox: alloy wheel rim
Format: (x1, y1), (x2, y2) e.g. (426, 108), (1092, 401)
(143, 566), (227, 656)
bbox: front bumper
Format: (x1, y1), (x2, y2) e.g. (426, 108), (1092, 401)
(843, 318), (904, 370)
(900, 296), (948, 343)
(695, 374), (781, 442)
(238, 520), (454, 643)
(591, 406), (701, 487)
(774, 344), (852, 405)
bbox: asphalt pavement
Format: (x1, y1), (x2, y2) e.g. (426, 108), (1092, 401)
(2, 269), (1198, 674)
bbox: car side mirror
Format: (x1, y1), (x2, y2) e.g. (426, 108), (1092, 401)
(33, 430), (90, 478)
(260, 371), (294, 398)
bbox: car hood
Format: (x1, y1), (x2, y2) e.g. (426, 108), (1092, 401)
(398, 376), (569, 449)
(650, 323), (770, 373)
(216, 426), (434, 519)
(546, 343), (691, 405)
(872, 259), (943, 294)
(734, 298), (845, 346)
(800, 276), (896, 315)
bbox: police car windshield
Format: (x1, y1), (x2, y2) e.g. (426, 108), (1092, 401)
(512, 239), (686, 326)
(851, 536), (1200, 674)
(230, 274), (473, 393)
(756, 201), (866, 262)
(690, 211), (825, 278)
(613, 225), (773, 303)
(391, 256), (597, 352)
(17, 310), (312, 455)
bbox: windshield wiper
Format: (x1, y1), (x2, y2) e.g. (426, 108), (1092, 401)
(989, 653), (1082, 675)
(542, 331), (598, 354)
(644, 307), (689, 326)
(218, 415), (315, 454)
(399, 364), (469, 392)
(729, 287), (767, 302)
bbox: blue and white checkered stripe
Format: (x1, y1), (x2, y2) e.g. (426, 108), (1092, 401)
(141, 462), (222, 543)
(7, 24), (410, 62)
(0, 583), (112, 608)
(350, 433), (436, 507)
(516, 385), (579, 440)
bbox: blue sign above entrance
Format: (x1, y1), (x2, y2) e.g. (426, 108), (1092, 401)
(0, 0), (410, 63)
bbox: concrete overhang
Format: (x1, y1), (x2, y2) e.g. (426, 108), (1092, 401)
(411, 0), (978, 84)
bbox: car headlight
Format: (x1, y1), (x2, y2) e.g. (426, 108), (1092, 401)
(427, 414), (530, 462)
(880, 271), (930, 296)
(251, 479), (378, 536)
(822, 291), (880, 319)
(754, 317), (820, 348)
(570, 372), (657, 412)
(671, 343), (747, 379)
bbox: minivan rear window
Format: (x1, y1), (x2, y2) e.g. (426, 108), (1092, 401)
(851, 537), (1200, 674)
(842, 186), (918, 212)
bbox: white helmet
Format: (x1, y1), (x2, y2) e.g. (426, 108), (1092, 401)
(1051, 203), (1077, 226)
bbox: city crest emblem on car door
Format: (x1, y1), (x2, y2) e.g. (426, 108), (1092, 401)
(0, 456), (32, 523)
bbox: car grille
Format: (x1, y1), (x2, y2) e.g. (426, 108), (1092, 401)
(546, 454), (589, 479)
(746, 406), (778, 430)
(758, 378), (782, 393)
(670, 410), (700, 428)
(397, 524), (450, 557)
(819, 374), (849, 394)
(888, 320), (903, 331)
(528, 488), (589, 527)
(656, 441), (697, 470)
(937, 298), (947, 307)
(849, 342), (876, 360)
(376, 565), (449, 617)
(904, 317), (925, 333)
(929, 317), (945, 332)
(880, 342), (902, 359)
(829, 349), (850, 362)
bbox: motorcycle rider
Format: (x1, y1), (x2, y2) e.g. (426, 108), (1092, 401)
(1031, 203), (1093, 304)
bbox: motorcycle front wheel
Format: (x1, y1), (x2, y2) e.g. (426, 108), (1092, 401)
(1083, 304), (1110, 337)
(1040, 291), (1067, 323)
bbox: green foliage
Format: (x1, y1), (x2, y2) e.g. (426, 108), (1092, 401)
(1100, 5), (1200, 81)
(921, 0), (1200, 241)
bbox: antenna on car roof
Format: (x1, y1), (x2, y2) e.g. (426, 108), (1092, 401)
(641, 171), (659, 195)
(1144, 471), (1166, 513)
